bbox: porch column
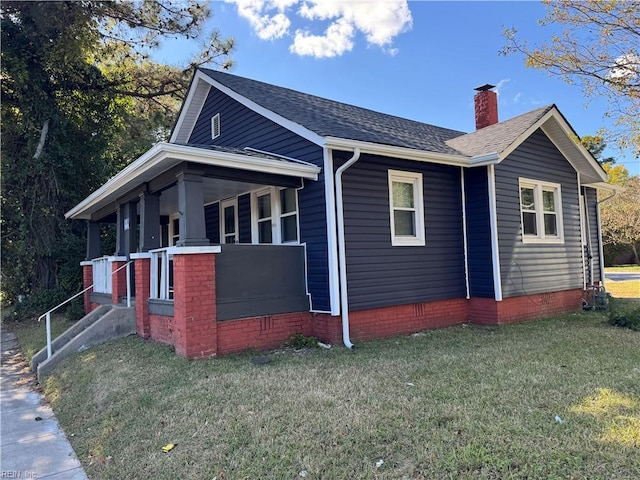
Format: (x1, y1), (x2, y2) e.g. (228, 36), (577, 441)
(115, 204), (126, 256)
(86, 221), (101, 261)
(124, 201), (138, 255)
(172, 248), (220, 358)
(111, 257), (128, 305)
(176, 171), (210, 247)
(139, 191), (160, 252)
(131, 253), (151, 338)
(81, 261), (93, 314)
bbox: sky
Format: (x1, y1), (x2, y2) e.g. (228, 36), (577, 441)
(153, 0), (639, 176)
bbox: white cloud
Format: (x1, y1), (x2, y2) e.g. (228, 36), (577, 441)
(494, 78), (510, 96)
(609, 53), (640, 80)
(226, 0), (413, 58)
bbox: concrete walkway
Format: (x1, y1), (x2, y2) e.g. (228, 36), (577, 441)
(1, 330), (88, 479)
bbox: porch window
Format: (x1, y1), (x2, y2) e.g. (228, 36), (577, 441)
(251, 187), (299, 244)
(279, 187), (298, 243)
(519, 178), (563, 243)
(388, 170), (425, 246)
(221, 198), (238, 244)
(256, 191), (273, 243)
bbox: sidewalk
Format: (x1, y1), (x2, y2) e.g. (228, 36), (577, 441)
(1, 330), (88, 479)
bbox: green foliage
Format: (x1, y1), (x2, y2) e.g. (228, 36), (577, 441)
(10, 289), (69, 322)
(0, 1), (234, 307)
(608, 297), (640, 331)
(285, 334), (319, 349)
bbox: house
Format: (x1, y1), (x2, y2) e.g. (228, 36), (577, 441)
(66, 69), (610, 358)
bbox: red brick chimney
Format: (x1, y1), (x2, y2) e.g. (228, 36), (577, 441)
(474, 84), (498, 130)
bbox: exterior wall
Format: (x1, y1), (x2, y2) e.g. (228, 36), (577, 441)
(464, 167), (495, 298)
(134, 258), (151, 338)
(583, 187), (602, 283)
(469, 289), (583, 325)
(495, 129), (583, 297)
(337, 152), (466, 311)
(187, 87), (331, 311)
(111, 260), (128, 305)
(205, 203), (220, 244)
(217, 312), (314, 355)
(149, 314), (175, 345)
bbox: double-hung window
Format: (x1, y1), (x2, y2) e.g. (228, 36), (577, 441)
(388, 170), (425, 246)
(252, 187), (299, 244)
(519, 178), (563, 243)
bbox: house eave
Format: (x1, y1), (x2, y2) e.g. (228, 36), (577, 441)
(324, 137), (473, 167)
(65, 142), (321, 221)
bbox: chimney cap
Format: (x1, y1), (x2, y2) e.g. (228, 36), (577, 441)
(474, 84), (496, 92)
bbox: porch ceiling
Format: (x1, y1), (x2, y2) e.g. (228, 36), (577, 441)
(65, 143), (321, 221)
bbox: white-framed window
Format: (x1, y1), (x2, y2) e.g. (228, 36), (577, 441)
(168, 213), (180, 246)
(220, 198), (238, 244)
(388, 170), (425, 246)
(519, 178), (564, 243)
(251, 186), (299, 244)
(211, 113), (221, 139)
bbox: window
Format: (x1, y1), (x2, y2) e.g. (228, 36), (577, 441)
(211, 113), (221, 139)
(519, 179), (563, 243)
(251, 187), (299, 244)
(220, 198), (238, 244)
(279, 187), (298, 243)
(388, 170), (425, 246)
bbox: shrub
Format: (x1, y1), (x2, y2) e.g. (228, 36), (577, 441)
(608, 297), (640, 331)
(285, 333), (319, 349)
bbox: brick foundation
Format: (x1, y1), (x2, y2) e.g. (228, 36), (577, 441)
(82, 263), (93, 314)
(111, 260), (128, 305)
(469, 289), (584, 325)
(132, 250), (585, 358)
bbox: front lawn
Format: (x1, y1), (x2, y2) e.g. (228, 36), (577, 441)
(18, 311), (639, 479)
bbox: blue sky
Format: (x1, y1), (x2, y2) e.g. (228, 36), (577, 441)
(154, 1), (639, 176)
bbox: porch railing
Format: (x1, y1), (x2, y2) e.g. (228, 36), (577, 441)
(92, 256), (113, 294)
(150, 247), (173, 300)
(38, 260), (132, 360)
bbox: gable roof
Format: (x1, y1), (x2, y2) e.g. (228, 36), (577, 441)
(173, 68), (466, 156)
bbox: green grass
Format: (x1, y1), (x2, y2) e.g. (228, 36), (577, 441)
(606, 280), (640, 299)
(15, 311), (639, 479)
(6, 314), (76, 363)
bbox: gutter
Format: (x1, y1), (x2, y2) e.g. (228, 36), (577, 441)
(335, 148), (361, 349)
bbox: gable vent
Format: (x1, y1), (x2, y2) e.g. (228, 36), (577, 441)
(211, 113), (221, 139)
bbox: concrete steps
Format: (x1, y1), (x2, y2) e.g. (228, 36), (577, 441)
(31, 305), (136, 381)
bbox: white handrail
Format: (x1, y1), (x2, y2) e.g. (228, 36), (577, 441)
(38, 260), (133, 359)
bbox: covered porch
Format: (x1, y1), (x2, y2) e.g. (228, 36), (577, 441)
(67, 143), (322, 357)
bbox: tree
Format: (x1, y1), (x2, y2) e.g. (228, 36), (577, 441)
(1, 1), (233, 307)
(599, 175), (640, 264)
(503, 0), (640, 155)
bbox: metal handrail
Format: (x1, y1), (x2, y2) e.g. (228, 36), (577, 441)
(38, 260), (133, 359)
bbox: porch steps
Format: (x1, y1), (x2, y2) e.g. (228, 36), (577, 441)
(31, 305), (136, 382)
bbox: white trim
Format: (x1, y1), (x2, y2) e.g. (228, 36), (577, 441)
(80, 261), (93, 266)
(487, 165), (503, 301)
(220, 198), (239, 244)
(324, 148), (341, 316)
(65, 142), (320, 220)
(518, 178), (564, 244)
(166, 246), (222, 255)
(170, 71), (211, 143)
(460, 168), (470, 299)
(108, 256), (128, 262)
(325, 136), (470, 166)
(252, 187), (276, 244)
(130, 252), (153, 260)
(388, 170), (426, 247)
(278, 186), (300, 244)
(578, 175), (587, 287)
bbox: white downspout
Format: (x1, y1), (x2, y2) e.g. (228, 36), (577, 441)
(335, 148), (361, 349)
(596, 189), (618, 290)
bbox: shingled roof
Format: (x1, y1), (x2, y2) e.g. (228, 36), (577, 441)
(445, 105), (554, 157)
(200, 68), (466, 155)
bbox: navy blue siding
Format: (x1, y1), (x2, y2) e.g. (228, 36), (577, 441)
(338, 153), (466, 311)
(464, 167), (494, 298)
(205, 203), (220, 244)
(584, 187), (601, 283)
(188, 88), (330, 311)
(238, 194), (252, 243)
(495, 129), (583, 297)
